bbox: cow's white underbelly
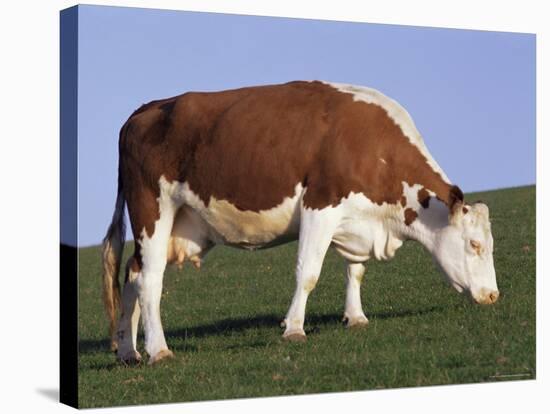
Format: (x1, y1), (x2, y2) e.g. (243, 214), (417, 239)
(166, 178), (303, 248)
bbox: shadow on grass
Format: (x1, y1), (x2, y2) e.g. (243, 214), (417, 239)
(369, 305), (449, 320)
(80, 305), (446, 355)
(168, 305), (446, 343)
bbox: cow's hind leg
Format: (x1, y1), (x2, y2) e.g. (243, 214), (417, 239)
(282, 206), (341, 341)
(116, 256), (142, 364)
(119, 184), (177, 364)
(138, 198), (177, 364)
(343, 262), (369, 328)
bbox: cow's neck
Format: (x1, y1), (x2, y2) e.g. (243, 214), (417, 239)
(398, 198), (450, 253)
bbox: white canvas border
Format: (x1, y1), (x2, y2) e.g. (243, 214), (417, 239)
(0, 1), (545, 413)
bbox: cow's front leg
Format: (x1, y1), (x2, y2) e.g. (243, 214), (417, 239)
(343, 262), (369, 328)
(282, 206), (341, 341)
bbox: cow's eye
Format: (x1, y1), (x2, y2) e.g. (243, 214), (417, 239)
(470, 240), (482, 254)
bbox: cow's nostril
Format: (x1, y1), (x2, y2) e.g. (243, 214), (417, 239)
(489, 291), (500, 303)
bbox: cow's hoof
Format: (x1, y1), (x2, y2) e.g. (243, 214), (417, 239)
(148, 349), (174, 365)
(118, 350), (142, 365)
(282, 330), (307, 343)
(344, 315), (369, 329)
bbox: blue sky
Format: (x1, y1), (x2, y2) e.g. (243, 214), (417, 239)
(74, 5), (535, 247)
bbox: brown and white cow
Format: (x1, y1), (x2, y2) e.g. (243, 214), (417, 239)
(102, 81), (499, 365)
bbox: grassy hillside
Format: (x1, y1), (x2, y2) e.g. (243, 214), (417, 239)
(77, 185), (536, 408)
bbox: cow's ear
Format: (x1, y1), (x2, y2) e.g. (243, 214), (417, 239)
(448, 185), (464, 223)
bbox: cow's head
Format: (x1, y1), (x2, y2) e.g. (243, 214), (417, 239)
(432, 189), (499, 304)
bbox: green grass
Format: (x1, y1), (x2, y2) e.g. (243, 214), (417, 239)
(77, 185), (536, 408)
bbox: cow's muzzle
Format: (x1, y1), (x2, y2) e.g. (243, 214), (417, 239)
(472, 289), (500, 305)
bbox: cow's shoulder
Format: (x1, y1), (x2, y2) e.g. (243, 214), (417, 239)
(320, 82), (449, 182)
(300, 81), (454, 209)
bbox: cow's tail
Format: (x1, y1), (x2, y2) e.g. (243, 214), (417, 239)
(101, 173), (126, 352)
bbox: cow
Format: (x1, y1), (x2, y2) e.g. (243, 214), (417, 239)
(102, 80), (499, 365)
